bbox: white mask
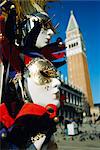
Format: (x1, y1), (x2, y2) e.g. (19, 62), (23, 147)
(26, 58), (61, 107)
(35, 28), (54, 48)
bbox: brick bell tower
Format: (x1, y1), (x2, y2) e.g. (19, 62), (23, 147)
(65, 10), (94, 107)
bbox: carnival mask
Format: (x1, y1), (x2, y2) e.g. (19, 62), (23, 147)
(26, 58), (61, 107)
(35, 28), (54, 48)
(27, 13), (55, 48)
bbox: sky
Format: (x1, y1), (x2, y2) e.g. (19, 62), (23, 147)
(47, 0), (100, 104)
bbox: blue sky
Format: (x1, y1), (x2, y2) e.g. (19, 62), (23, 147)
(47, 0), (100, 104)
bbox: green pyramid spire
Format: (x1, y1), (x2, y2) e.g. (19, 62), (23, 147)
(67, 10), (79, 31)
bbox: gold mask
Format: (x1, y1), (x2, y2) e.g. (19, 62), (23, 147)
(27, 58), (59, 85)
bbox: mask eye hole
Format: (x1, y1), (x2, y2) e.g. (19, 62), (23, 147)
(40, 70), (49, 78)
(40, 69), (59, 78)
(43, 23), (50, 29)
(42, 24), (49, 30)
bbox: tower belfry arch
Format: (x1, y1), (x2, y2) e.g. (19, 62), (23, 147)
(65, 10), (94, 108)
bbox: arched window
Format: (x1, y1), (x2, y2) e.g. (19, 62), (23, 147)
(76, 42), (78, 46)
(74, 43), (76, 47)
(72, 44), (74, 47)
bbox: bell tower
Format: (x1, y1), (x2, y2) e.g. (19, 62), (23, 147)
(65, 11), (94, 107)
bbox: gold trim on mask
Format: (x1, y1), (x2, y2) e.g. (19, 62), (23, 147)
(10, 58), (59, 86)
(28, 58), (59, 85)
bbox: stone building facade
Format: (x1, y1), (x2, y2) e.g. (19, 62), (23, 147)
(59, 81), (83, 123)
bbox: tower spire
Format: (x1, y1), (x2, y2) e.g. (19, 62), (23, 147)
(70, 10), (73, 15)
(67, 10), (79, 32)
